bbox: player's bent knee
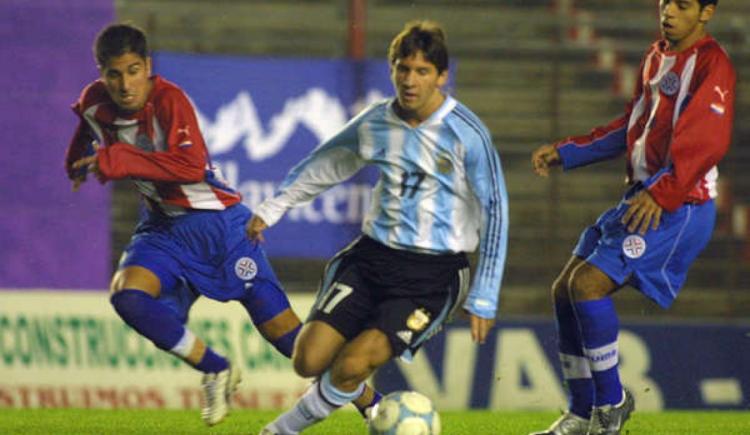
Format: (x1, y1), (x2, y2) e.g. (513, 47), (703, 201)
(292, 337), (331, 378)
(568, 264), (613, 302)
(331, 353), (372, 386)
(292, 351), (327, 378)
(110, 266), (161, 297)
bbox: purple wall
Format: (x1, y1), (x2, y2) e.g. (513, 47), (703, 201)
(0, 1), (114, 289)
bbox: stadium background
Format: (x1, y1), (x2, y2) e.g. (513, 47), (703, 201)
(1, 0), (748, 414)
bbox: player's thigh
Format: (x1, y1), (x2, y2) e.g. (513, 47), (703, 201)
(114, 232), (198, 322)
(334, 328), (393, 372)
(568, 261), (618, 302)
(551, 256), (586, 301)
(309, 253), (372, 341)
(112, 229), (173, 298)
(293, 320), (348, 377)
(238, 267), (300, 340)
(368, 294), (447, 361)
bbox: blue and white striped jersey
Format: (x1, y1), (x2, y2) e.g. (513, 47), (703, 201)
(255, 96), (508, 318)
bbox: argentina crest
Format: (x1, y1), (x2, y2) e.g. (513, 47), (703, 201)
(436, 152), (453, 174)
(406, 308), (431, 332)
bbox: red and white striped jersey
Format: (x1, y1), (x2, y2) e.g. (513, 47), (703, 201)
(66, 75), (240, 215)
(555, 35), (735, 212)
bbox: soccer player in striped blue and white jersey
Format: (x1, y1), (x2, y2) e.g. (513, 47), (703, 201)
(252, 20), (509, 435)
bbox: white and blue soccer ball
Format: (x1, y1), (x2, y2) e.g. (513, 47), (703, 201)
(368, 390), (441, 435)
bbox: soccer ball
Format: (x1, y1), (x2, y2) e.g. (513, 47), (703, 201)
(368, 391), (441, 435)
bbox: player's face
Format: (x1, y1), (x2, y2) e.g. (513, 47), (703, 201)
(391, 51), (448, 125)
(100, 52), (153, 113)
(659, 0), (715, 51)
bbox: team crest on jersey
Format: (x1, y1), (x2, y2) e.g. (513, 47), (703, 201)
(406, 308), (431, 332)
(622, 235), (647, 259)
(659, 71), (680, 96)
(235, 257), (258, 280)
(436, 154), (453, 174)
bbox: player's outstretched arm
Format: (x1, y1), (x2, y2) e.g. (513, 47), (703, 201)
(531, 144), (562, 177)
(246, 215), (268, 243)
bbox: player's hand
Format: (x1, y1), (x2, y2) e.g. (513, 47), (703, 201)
(246, 215), (268, 243)
(531, 144), (561, 177)
(71, 174), (87, 192)
(71, 155), (103, 184)
(467, 311), (495, 344)
(621, 190), (663, 235)
(70, 142), (102, 190)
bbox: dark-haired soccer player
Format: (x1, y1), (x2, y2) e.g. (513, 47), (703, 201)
(529, 1), (733, 434)
(252, 20), (509, 434)
(66, 23), (377, 427)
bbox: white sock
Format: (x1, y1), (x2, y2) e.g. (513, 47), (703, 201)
(270, 383), (337, 434)
(269, 372), (365, 434)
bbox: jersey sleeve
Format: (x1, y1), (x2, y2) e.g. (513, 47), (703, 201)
(646, 50), (736, 212)
(254, 117), (366, 227)
(554, 116), (628, 170)
(463, 130), (509, 319)
(554, 53), (648, 170)
(96, 87), (207, 182)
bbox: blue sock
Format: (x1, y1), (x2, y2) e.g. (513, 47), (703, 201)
(111, 289), (227, 374)
(271, 324), (301, 358)
(195, 348), (229, 373)
(573, 298), (623, 406)
(355, 389), (382, 417)
(110, 290), (184, 351)
(555, 299), (594, 418)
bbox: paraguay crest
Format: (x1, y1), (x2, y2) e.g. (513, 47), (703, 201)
(406, 308), (431, 332)
(235, 257), (258, 280)
(659, 71), (680, 96)
(622, 235), (646, 259)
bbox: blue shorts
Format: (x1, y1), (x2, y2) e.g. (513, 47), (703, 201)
(574, 186), (716, 308)
(118, 204), (290, 324)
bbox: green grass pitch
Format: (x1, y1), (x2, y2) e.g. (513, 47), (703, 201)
(0, 408), (748, 434)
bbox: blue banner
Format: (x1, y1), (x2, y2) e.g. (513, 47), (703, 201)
(154, 53), (393, 257)
(374, 319), (750, 410)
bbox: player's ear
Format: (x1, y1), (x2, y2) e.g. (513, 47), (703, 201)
(699, 4), (715, 24)
(97, 60), (109, 78)
(145, 56), (153, 76)
(437, 68), (449, 88)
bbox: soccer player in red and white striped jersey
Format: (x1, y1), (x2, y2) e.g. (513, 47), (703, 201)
(65, 23), (376, 427)
(67, 57), (240, 214)
(529, 1), (733, 434)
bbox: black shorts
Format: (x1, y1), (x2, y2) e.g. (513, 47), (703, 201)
(309, 235), (470, 360)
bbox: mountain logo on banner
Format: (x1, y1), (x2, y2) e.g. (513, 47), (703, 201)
(194, 88), (386, 162)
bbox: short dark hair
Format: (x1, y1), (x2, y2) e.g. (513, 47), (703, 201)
(699, 0), (718, 7)
(94, 23), (149, 67)
(388, 20), (449, 73)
